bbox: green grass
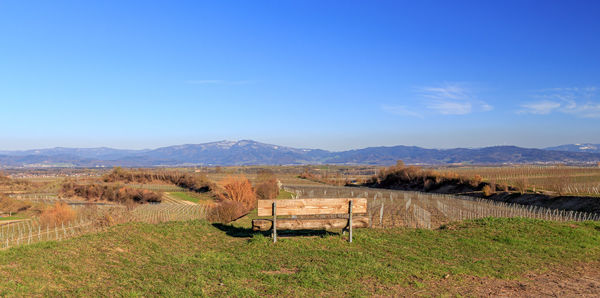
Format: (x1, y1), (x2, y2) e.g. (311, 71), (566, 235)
(0, 215), (24, 221)
(169, 191), (212, 203)
(1, 217), (599, 296)
(276, 189), (294, 199)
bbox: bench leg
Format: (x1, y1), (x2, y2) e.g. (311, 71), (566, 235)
(349, 200), (353, 243)
(272, 202), (277, 243)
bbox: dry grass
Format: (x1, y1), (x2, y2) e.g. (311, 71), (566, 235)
(0, 173), (33, 192)
(0, 195), (45, 217)
(0, 195), (32, 214)
(39, 202), (76, 226)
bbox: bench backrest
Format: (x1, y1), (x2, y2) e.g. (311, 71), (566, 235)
(257, 198), (368, 216)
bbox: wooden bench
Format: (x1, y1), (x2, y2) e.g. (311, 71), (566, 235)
(252, 198), (369, 242)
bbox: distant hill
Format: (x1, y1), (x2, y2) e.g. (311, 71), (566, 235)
(1, 140), (600, 167)
(545, 144), (600, 154)
(0, 147), (149, 160)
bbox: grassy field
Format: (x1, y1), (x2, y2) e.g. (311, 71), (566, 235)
(169, 191), (204, 203)
(0, 216), (24, 221)
(276, 189), (294, 199)
(0, 217), (598, 296)
(2, 167), (600, 295)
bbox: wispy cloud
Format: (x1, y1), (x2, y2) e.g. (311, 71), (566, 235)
(519, 100), (561, 114)
(185, 79), (255, 85)
(381, 82), (492, 118)
(519, 87), (600, 118)
(426, 101), (472, 115)
(381, 105), (423, 118)
(418, 83), (493, 115)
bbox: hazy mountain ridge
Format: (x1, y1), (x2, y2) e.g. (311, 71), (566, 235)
(1, 140), (600, 167)
(0, 147), (150, 160)
(545, 144), (600, 154)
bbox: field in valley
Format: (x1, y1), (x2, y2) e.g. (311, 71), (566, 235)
(436, 165), (600, 196)
(0, 165), (599, 295)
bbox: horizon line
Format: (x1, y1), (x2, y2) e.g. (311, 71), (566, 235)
(0, 139), (596, 153)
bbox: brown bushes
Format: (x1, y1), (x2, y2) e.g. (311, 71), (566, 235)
(60, 181), (162, 204)
(75, 204), (132, 227)
(40, 202), (76, 226)
(103, 168), (214, 193)
(367, 161), (537, 197)
(255, 180), (279, 200)
(368, 161), (478, 191)
(0, 174), (10, 183)
(220, 175), (256, 209)
(482, 185), (494, 197)
(513, 178), (528, 195)
(208, 175), (257, 223)
(206, 200), (248, 223)
(0, 173), (32, 191)
(255, 169), (279, 200)
(0, 195), (33, 214)
(367, 160), (492, 194)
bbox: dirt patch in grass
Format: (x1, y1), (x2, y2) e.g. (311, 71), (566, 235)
(401, 261), (600, 296)
(261, 267), (298, 275)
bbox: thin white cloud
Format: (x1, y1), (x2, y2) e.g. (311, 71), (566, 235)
(418, 83), (493, 115)
(575, 102), (600, 118)
(381, 105), (423, 118)
(481, 103), (494, 112)
(382, 83), (492, 118)
(185, 80), (255, 85)
(519, 87), (600, 118)
(427, 100), (472, 115)
(519, 100), (561, 114)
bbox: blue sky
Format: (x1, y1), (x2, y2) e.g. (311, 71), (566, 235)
(1, 0), (599, 151)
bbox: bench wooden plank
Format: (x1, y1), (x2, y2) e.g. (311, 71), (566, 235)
(252, 216), (370, 231)
(257, 198), (367, 216)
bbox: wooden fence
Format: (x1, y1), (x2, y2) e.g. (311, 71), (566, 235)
(283, 185), (600, 229)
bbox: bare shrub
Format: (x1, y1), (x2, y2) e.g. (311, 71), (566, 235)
(207, 200), (247, 223)
(255, 169), (279, 200)
(40, 202), (76, 226)
(0, 195), (32, 214)
(0, 173), (32, 191)
(256, 169), (275, 182)
(77, 204), (131, 227)
(423, 179), (435, 191)
(367, 162), (529, 195)
(256, 180), (279, 200)
(60, 182), (162, 204)
(514, 178), (528, 195)
(220, 175), (256, 209)
(482, 185), (494, 197)
(471, 175), (483, 188)
(103, 168), (214, 193)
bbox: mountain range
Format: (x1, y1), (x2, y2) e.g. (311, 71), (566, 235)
(1, 140), (599, 167)
(544, 143), (600, 154)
